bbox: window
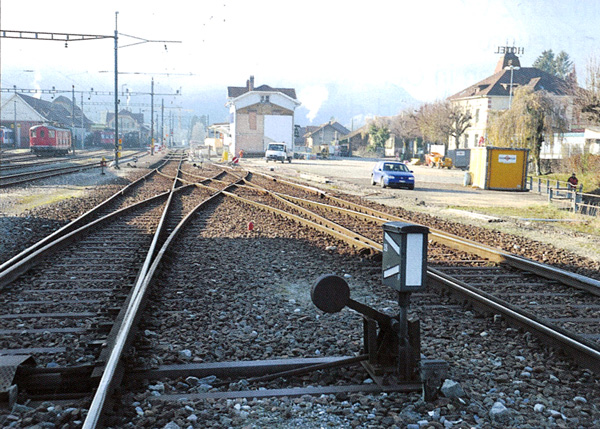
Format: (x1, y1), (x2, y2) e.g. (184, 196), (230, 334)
(40, 130), (45, 138)
(249, 111), (257, 130)
(49, 130), (56, 138)
(474, 134), (479, 146)
(475, 109), (480, 123)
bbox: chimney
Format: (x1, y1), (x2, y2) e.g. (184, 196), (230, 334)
(249, 75), (254, 91)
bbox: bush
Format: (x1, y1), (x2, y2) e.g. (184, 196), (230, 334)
(553, 154), (600, 193)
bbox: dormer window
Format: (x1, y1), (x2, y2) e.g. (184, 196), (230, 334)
(260, 95), (270, 103)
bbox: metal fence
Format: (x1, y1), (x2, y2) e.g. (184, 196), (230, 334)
(527, 176), (600, 217)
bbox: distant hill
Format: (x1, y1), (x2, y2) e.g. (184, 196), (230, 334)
(181, 81), (420, 131)
(3, 69), (420, 132)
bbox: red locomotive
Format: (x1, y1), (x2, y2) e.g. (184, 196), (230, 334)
(30, 124), (72, 156)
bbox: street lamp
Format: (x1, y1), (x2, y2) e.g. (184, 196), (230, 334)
(505, 60), (520, 109)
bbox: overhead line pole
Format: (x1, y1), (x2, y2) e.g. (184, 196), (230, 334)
(150, 77), (154, 155)
(1, 16), (181, 169)
(114, 12), (120, 167)
(1, 87), (180, 96)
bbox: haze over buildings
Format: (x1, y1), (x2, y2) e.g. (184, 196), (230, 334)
(1, 0), (599, 129)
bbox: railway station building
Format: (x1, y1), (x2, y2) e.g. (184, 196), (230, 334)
(226, 76), (300, 156)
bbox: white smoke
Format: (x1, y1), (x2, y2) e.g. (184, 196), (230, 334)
(298, 86), (328, 123)
(33, 71), (43, 98)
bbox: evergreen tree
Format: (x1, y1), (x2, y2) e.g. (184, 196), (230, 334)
(532, 49), (573, 79)
(367, 123), (390, 151)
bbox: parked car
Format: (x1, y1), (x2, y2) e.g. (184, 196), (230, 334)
(265, 142), (293, 163)
(371, 161), (415, 189)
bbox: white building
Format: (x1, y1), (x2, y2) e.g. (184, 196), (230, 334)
(226, 76), (301, 156)
(447, 49), (575, 149)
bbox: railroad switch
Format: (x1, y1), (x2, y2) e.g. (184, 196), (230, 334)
(0, 355), (35, 408)
(311, 222), (448, 400)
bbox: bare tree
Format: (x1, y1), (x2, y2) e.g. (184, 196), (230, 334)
(413, 101), (471, 150)
(448, 104), (472, 149)
(576, 54), (600, 124)
(414, 101), (451, 147)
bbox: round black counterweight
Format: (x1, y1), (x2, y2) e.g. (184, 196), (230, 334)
(311, 274), (350, 313)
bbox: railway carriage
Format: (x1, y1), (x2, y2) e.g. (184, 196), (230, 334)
(0, 126), (15, 148)
(30, 124), (72, 155)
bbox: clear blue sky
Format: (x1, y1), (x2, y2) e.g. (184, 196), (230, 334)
(1, 0), (598, 118)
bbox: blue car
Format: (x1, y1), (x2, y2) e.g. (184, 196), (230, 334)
(371, 161), (415, 189)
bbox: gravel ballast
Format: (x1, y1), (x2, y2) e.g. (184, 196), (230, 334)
(1, 157), (598, 428)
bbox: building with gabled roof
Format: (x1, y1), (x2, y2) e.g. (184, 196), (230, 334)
(102, 109), (148, 148)
(0, 93), (93, 148)
(303, 120), (350, 154)
(226, 76), (300, 155)
(447, 50), (575, 149)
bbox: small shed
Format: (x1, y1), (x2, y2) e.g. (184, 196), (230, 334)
(469, 147), (529, 191)
(447, 148), (471, 170)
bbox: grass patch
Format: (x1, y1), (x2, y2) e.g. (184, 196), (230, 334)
(17, 193), (75, 211)
(448, 203), (600, 236)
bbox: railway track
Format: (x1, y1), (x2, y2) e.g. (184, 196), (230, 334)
(233, 169), (600, 369)
(1, 159), (599, 428)
(0, 156), (244, 404)
(0, 151), (146, 188)
(0, 150), (109, 172)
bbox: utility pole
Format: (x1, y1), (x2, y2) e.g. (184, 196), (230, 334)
(72, 85), (76, 155)
(114, 11), (120, 168)
(150, 78), (154, 155)
(169, 110), (173, 147)
(81, 91), (85, 149)
(161, 99), (165, 148)
(13, 100), (18, 148)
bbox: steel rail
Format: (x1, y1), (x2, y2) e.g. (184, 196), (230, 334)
(241, 168), (600, 371)
(168, 168), (378, 252)
(0, 151), (147, 185)
(83, 175), (184, 429)
(81, 164), (600, 426)
(0, 150), (123, 165)
(249, 169), (600, 296)
(0, 159), (172, 273)
(223, 190), (379, 253)
(83, 171), (248, 428)
(0, 162), (101, 187)
(229, 183), (382, 250)
(0, 190), (172, 290)
(428, 268), (600, 373)
(1, 156), (102, 173)
(223, 181), (600, 375)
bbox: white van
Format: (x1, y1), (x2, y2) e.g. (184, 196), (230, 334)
(265, 143), (293, 163)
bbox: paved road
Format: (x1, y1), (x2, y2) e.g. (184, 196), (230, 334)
(241, 157), (548, 209)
